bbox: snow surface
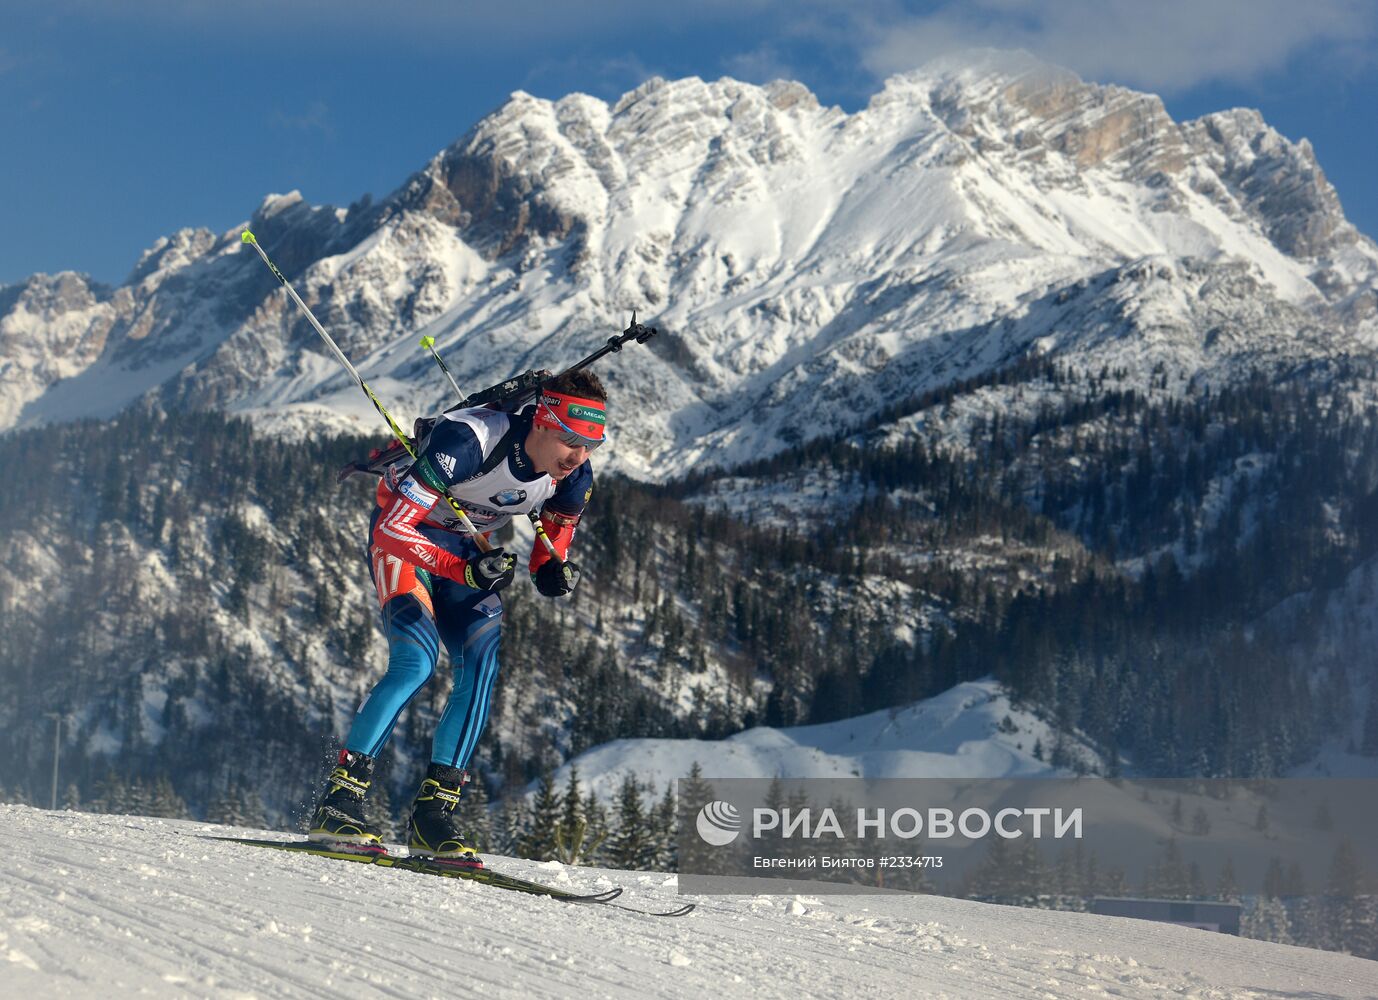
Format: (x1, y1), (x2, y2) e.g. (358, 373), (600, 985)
(2, 805), (1373, 999)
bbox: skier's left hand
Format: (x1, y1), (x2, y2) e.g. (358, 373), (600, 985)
(533, 558), (580, 597)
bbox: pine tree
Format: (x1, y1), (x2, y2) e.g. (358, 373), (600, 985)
(206, 786), (247, 827)
(676, 762), (720, 876)
(521, 771), (562, 862)
(965, 836), (1023, 900)
(493, 795), (529, 857)
(1263, 858), (1287, 899)
(1325, 838), (1369, 956)
(94, 771), (131, 815)
(237, 786), (268, 829)
(758, 777), (788, 859)
(581, 789), (609, 866)
(1242, 895), (1293, 945)
(122, 778), (149, 816)
(149, 776), (190, 819)
(1015, 840), (1049, 905)
(1099, 863), (1130, 898)
(1293, 894), (1332, 951)
(651, 781), (678, 872)
(605, 774), (654, 871)
(1053, 843), (1081, 898)
(554, 765), (601, 865)
(1143, 838), (1191, 899)
(1215, 856), (1239, 901)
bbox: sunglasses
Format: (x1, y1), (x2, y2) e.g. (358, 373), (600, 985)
(543, 403), (605, 452)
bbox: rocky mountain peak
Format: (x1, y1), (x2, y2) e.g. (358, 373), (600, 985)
(1184, 108), (1353, 259)
(894, 50), (1186, 179)
(4, 53), (1378, 470)
(128, 227), (219, 287)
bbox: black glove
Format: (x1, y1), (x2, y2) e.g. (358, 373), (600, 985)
(463, 549), (516, 591)
(533, 558), (580, 597)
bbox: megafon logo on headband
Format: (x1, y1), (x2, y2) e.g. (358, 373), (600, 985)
(566, 403), (605, 425)
(696, 801), (742, 846)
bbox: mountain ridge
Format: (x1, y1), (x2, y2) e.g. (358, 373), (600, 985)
(5, 50), (1376, 480)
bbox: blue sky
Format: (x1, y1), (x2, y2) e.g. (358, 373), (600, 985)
(3, 1), (1376, 287)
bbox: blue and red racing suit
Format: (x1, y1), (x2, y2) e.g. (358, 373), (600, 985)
(347, 405), (591, 770)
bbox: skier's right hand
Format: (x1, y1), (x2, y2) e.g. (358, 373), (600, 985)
(463, 549), (516, 591)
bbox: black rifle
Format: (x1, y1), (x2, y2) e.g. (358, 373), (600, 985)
(338, 315), (659, 482)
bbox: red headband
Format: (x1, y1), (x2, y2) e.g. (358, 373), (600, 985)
(534, 391), (606, 443)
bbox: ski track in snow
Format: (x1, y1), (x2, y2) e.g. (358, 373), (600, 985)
(2, 806), (1374, 999)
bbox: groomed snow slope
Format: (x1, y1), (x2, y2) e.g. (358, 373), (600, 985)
(3, 806), (1373, 999)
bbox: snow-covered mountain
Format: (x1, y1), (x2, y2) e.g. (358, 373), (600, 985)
(4, 50), (1376, 478)
(6, 805), (1376, 999)
(543, 679), (1091, 805)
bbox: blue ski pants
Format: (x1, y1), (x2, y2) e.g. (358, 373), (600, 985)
(345, 510), (503, 769)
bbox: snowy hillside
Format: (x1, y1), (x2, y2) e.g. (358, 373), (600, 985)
(546, 680), (1093, 804)
(4, 805), (1374, 999)
(4, 50), (1377, 477)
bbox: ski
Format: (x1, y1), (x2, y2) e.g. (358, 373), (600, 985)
(615, 900), (698, 918)
(201, 836), (620, 901)
(201, 836), (695, 916)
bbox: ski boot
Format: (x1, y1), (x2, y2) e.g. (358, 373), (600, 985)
(308, 749), (385, 851)
(407, 763), (482, 867)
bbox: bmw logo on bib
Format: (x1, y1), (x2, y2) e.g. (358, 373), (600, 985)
(489, 488), (527, 507)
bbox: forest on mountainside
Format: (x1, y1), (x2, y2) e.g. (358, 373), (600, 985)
(3, 356), (1378, 822)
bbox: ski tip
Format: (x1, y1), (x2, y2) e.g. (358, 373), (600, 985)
(420, 335), (435, 349)
(647, 904), (697, 917)
(241, 230), (257, 244)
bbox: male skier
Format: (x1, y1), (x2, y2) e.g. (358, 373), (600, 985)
(307, 369), (607, 863)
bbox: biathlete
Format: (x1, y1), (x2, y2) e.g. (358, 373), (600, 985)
(307, 369), (607, 863)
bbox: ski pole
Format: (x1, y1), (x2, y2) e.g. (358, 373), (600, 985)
(420, 335), (464, 400)
(241, 230), (493, 552)
(527, 510), (565, 566)
(415, 334), (566, 568)
(241, 231), (413, 450)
